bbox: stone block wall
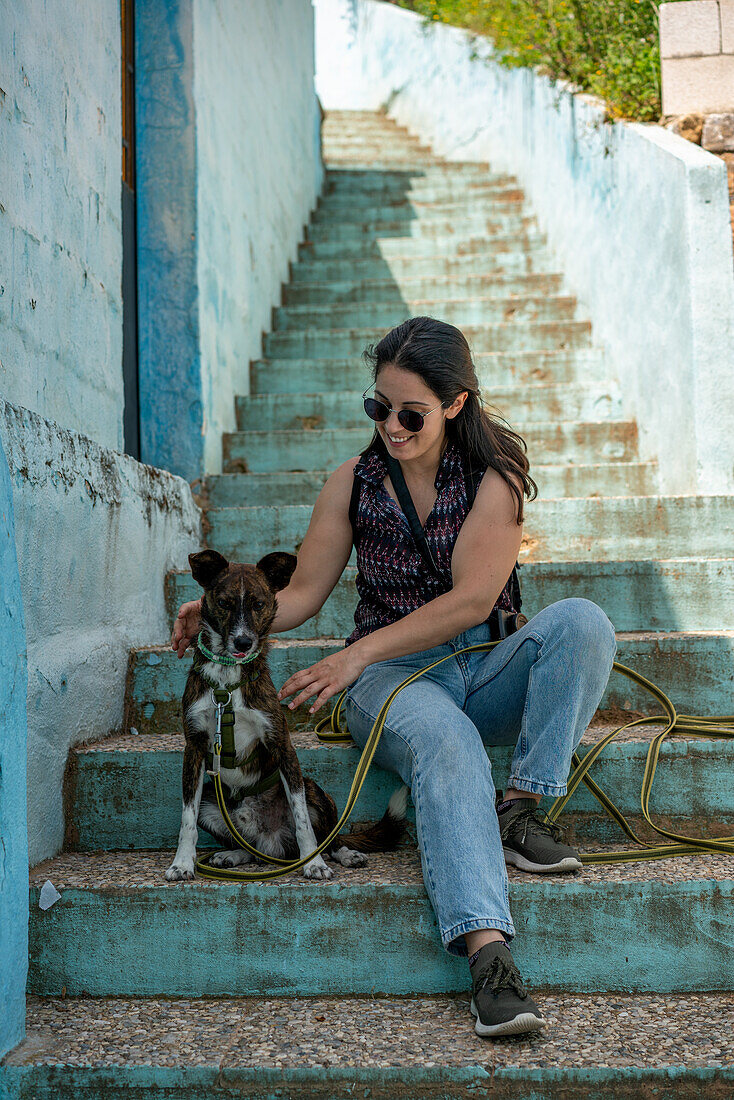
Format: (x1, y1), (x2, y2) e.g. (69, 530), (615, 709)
(661, 1), (734, 114)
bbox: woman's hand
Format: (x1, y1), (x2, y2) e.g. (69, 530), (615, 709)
(171, 598), (203, 658)
(277, 645), (369, 715)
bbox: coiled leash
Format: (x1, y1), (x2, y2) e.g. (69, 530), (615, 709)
(195, 640), (734, 881)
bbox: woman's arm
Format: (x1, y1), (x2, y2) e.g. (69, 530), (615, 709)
(269, 458), (358, 632)
(170, 457), (359, 657)
(278, 466), (524, 713)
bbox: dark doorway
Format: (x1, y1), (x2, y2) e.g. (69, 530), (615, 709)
(121, 0), (140, 459)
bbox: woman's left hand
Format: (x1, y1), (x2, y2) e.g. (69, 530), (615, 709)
(277, 645), (369, 715)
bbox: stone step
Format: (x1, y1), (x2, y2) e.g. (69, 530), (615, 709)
(206, 461), (657, 506)
(324, 157), (449, 170)
(281, 270), (563, 305)
(126, 630), (734, 738)
(296, 228), (544, 262)
(272, 294), (578, 332)
(207, 496), (732, 564)
(322, 172), (520, 199)
(289, 246), (557, 282)
(221, 421), (630, 473)
(323, 164), (492, 181)
(313, 189), (527, 219)
(7, 992), (734, 1098)
(262, 320), (591, 359)
(67, 725), (734, 852)
(250, 349), (607, 391)
(166, 557), (731, 637)
(235, 382), (619, 431)
(26, 847), (734, 996)
(305, 209), (536, 241)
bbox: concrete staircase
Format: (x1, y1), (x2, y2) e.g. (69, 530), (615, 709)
(7, 110), (734, 1097)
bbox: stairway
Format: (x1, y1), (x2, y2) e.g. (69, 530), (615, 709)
(7, 110), (734, 1096)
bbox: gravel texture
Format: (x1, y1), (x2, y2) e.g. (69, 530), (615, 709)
(6, 992), (734, 1069)
(28, 843), (734, 890)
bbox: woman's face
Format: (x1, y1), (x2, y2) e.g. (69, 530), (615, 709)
(372, 363), (467, 459)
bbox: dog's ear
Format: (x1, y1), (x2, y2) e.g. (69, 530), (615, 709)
(189, 549), (229, 589)
(256, 551), (297, 593)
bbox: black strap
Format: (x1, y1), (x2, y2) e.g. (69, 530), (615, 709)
(384, 452), (441, 576)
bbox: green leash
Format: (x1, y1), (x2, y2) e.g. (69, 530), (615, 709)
(195, 641), (734, 881)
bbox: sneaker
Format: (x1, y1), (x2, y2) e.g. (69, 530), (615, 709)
(469, 941), (545, 1037)
(496, 791), (583, 873)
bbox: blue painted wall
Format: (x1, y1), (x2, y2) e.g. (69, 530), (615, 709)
(135, 0), (324, 481)
(0, 433), (28, 1058)
(135, 0), (202, 483)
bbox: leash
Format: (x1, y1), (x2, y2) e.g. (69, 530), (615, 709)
(195, 641), (734, 881)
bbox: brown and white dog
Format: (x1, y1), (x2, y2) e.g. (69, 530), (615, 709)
(165, 549), (408, 882)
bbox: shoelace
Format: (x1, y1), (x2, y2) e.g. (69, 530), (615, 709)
(499, 804), (568, 847)
(474, 952), (529, 999)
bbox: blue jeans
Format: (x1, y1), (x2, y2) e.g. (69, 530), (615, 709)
(344, 598), (617, 957)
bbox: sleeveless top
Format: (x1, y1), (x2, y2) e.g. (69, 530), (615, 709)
(344, 437), (520, 648)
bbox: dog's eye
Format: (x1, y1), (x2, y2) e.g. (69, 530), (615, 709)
(216, 598), (230, 610)
(251, 598), (264, 612)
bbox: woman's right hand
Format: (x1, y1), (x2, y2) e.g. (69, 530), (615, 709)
(171, 598), (203, 658)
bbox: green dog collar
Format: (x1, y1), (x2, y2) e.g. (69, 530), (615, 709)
(197, 632), (262, 666)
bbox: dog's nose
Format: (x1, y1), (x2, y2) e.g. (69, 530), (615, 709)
(233, 635), (253, 654)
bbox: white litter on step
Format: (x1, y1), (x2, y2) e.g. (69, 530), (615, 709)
(39, 880), (61, 910)
(129, 727), (139, 736)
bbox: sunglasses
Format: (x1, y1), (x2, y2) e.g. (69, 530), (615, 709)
(362, 387), (445, 433)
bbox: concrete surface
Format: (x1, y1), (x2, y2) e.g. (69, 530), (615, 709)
(0, 400), (201, 865)
(0, 432), (28, 1058)
(0, 0), (124, 450)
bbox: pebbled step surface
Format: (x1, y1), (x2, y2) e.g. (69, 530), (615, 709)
(7, 991), (734, 1070)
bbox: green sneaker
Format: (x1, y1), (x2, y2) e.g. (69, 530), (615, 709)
(496, 792), (583, 873)
(469, 942), (545, 1037)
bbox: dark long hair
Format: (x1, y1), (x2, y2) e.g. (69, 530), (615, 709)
(361, 316), (538, 525)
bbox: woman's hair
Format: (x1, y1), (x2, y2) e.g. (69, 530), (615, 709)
(361, 315), (538, 525)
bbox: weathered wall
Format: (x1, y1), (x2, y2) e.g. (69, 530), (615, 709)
(0, 433), (28, 1058)
(0, 401), (202, 865)
(136, 0), (324, 481)
(0, 0), (124, 451)
(315, 0), (734, 495)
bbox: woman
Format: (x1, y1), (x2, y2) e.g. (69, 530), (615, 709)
(171, 316), (617, 1038)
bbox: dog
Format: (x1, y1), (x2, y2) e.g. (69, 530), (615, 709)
(165, 548), (408, 882)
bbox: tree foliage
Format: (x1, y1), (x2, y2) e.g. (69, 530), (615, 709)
(391, 1), (661, 121)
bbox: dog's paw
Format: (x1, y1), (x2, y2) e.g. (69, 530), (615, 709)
(303, 856), (333, 881)
(331, 845), (368, 868)
(165, 862), (195, 882)
(210, 849), (253, 869)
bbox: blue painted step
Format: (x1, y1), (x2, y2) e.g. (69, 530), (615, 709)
(26, 848), (734, 996)
(166, 559), (734, 635)
(125, 632), (734, 737)
(67, 728), (734, 851)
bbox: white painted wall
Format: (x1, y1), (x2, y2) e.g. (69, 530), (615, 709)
(0, 0), (124, 451)
(315, 0), (734, 495)
(1, 400), (202, 865)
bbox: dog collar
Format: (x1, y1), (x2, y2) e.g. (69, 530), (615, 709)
(196, 632), (262, 667)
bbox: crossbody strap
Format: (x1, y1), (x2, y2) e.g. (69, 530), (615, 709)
(384, 452), (441, 577)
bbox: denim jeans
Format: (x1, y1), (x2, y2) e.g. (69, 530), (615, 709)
(344, 598), (617, 957)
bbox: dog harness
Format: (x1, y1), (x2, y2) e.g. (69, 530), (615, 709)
(193, 634), (281, 801)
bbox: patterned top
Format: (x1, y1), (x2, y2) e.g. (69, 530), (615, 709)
(344, 437), (519, 647)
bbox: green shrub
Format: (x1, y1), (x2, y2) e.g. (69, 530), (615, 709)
(390, 0), (661, 122)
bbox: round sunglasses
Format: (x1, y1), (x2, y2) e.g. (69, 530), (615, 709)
(362, 387), (445, 433)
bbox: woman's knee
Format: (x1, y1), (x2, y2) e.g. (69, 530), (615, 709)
(540, 597), (616, 658)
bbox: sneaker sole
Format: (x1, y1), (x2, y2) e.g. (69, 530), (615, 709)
(503, 847), (583, 873)
(470, 996), (545, 1037)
